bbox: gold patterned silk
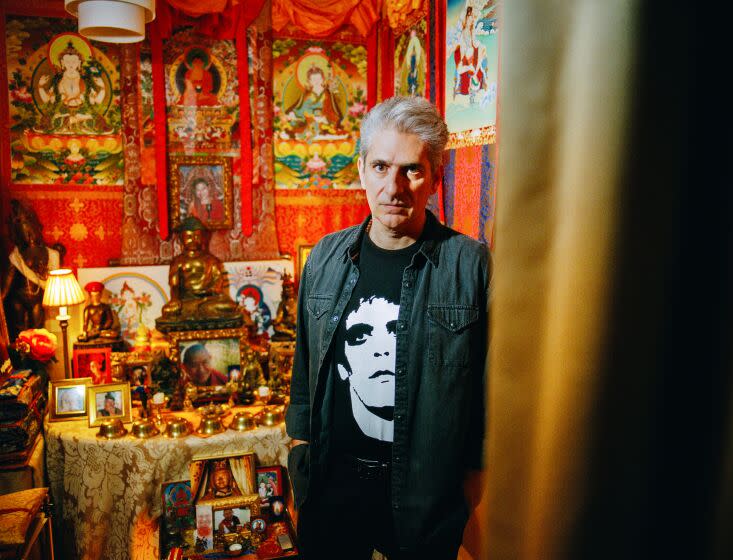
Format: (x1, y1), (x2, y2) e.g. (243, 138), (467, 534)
(45, 407), (290, 560)
(0, 487), (48, 546)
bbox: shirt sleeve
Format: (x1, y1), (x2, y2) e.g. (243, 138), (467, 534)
(285, 257), (312, 442)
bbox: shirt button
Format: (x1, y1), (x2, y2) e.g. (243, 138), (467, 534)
(394, 456), (401, 463)
(331, 315), (339, 323)
(393, 503), (400, 510)
(349, 278), (356, 285)
(398, 322), (406, 331)
(403, 281), (411, 288)
(395, 414), (403, 420)
(449, 321), (456, 329)
(397, 368), (404, 375)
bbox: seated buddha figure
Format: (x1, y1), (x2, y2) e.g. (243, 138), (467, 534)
(271, 272), (297, 342)
(156, 217), (242, 332)
(77, 281), (121, 343)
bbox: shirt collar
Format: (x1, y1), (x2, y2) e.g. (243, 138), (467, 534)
(343, 210), (441, 267)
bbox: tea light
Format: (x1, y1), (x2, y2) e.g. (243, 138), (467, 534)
(152, 392), (165, 405)
(257, 386), (270, 397)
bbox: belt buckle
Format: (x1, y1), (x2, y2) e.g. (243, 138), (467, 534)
(356, 458), (386, 480)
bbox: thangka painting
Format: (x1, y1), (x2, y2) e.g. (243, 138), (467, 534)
(272, 39), (367, 189)
(77, 266), (170, 347)
(163, 28), (240, 154)
(394, 19), (428, 97)
(224, 259), (295, 339)
(5, 17), (123, 185)
(444, 0), (499, 147)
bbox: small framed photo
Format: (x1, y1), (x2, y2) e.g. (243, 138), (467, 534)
(168, 328), (247, 393)
(73, 346), (112, 385)
(256, 465), (284, 507)
(191, 452), (257, 503)
(162, 480), (195, 531)
(195, 504), (214, 552)
(169, 155), (233, 230)
(87, 382), (132, 427)
(124, 355), (152, 400)
(213, 503), (252, 537)
(297, 244), (313, 279)
(49, 377), (92, 422)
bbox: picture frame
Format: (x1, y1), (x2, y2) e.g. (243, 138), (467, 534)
(256, 465), (284, 507)
(123, 354), (153, 400)
(169, 155), (233, 231)
(296, 244), (313, 279)
(168, 328), (248, 395)
(162, 480), (195, 531)
(73, 346), (112, 385)
(191, 451), (258, 505)
(49, 377), (92, 422)
(87, 382), (132, 427)
(212, 499), (256, 538)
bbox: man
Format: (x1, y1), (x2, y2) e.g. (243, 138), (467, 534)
(182, 344), (228, 386)
(286, 96), (489, 559)
(217, 509), (241, 534)
(98, 392), (122, 417)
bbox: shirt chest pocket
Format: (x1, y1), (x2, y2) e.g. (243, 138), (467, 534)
(427, 304), (480, 368)
(306, 294), (332, 320)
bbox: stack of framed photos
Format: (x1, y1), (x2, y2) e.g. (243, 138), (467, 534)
(160, 455), (297, 559)
(48, 377), (132, 427)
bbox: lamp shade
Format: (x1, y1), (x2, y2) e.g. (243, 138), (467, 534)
(65, 0), (155, 44)
(42, 269), (86, 308)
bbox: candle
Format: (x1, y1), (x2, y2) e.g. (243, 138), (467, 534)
(257, 385), (270, 397)
(152, 392), (165, 405)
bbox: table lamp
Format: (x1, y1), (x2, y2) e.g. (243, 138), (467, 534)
(64, 0), (155, 43)
(42, 269), (86, 379)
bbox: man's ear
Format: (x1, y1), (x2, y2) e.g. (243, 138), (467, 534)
(337, 363), (350, 380)
(357, 156), (365, 187)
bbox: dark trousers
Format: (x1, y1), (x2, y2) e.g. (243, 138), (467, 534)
(295, 455), (461, 560)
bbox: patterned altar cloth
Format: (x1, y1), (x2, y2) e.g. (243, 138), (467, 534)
(45, 407), (291, 560)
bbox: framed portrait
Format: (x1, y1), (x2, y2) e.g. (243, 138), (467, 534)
(213, 502), (252, 537)
(296, 244), (313, 279)
(87, 382), (132, 427)
(169, 155), (233, 230)
(195, 504), (214, 552)
(49, 377), (92, 422)
(256, 465), (284, 507)
(123, 354), (152, 399)
(191, 452), (257, 504)
(73, 347), (113, 385)
(168, 328), (248, 393)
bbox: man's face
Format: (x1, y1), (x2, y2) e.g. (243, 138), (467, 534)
(104, 397), (116, 414)
(337, 297), (398, 408)
(186, 350), (212, 384)
(223, 509), (233, 520)
(358, 128), (438, 239)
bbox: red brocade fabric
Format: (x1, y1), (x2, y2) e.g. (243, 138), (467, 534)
(451, 145), (483, 239)
(274, 190), (370, 259)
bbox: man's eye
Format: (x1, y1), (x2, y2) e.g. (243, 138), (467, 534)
(345, 323), (373, 345)
(372, 163), (387, 173)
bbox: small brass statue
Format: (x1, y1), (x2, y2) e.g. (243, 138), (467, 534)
(77, 282), (122, 343)
(156, 217), (242, 332)
(1, 200), (64, 340)
(270, 272), (296, 342)
(241, 348), (265, 392)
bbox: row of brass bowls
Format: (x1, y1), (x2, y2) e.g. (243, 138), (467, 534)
(95, 409), (284, 439)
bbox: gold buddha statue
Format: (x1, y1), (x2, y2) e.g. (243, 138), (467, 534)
(271, 271), (297, 342)
(156, 217), (242, 332)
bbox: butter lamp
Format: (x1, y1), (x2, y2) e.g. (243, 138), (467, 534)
(64, 0), (155, 44)
(42, 269), (86, 379)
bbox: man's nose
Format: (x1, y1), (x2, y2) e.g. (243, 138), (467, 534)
(383, 171), (406, 198)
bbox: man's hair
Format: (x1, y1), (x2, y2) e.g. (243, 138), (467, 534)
(104, 392), (116, 401)
(359, 96), (448, 174)
(183, 343), (209, 367)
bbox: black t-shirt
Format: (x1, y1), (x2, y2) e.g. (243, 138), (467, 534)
(330, 228), (421, 461)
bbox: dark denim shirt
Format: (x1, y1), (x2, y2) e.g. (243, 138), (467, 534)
(286, 210), (489, 550)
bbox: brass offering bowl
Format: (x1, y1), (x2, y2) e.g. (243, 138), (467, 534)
(229, 410), (256, 431)
(96, 418), (128, 439)
(257, 406), (284, 427)
(131, 419), (160, 439)
(163, 417), (192, 438)
(196, 414), (225, 436)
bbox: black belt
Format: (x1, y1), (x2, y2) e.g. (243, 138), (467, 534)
(331, 453), (391, 481)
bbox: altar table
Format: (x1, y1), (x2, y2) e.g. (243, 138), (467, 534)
(45, 407), (291, 560)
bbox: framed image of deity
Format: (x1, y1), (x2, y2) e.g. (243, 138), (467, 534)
(169, 155), (233, 230)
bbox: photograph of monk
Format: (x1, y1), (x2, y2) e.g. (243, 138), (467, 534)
(56, 385), (86, 414)
(180, 339), (240, 387)
(74, 349), (112, 385)
(95, 391), (123, 417)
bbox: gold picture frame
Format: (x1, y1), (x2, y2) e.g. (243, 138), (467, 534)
(168, 328), (248, 395)
(192, 451), (258, 505)
(87, 382), (132, 427)
(296, 244), (313, 279)
(49, 377), (93, 422)
(169, 155), (233, 230)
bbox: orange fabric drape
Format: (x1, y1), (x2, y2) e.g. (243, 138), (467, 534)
(164, 0), (233, 16)
(272, 0), (380, 37)
(383, 0), (425, 31)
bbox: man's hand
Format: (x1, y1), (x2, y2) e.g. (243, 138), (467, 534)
(290, 439), (309, 448)
(463, 469), (485, 511)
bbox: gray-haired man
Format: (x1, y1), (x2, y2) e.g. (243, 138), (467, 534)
(286, 96), (489, 559)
